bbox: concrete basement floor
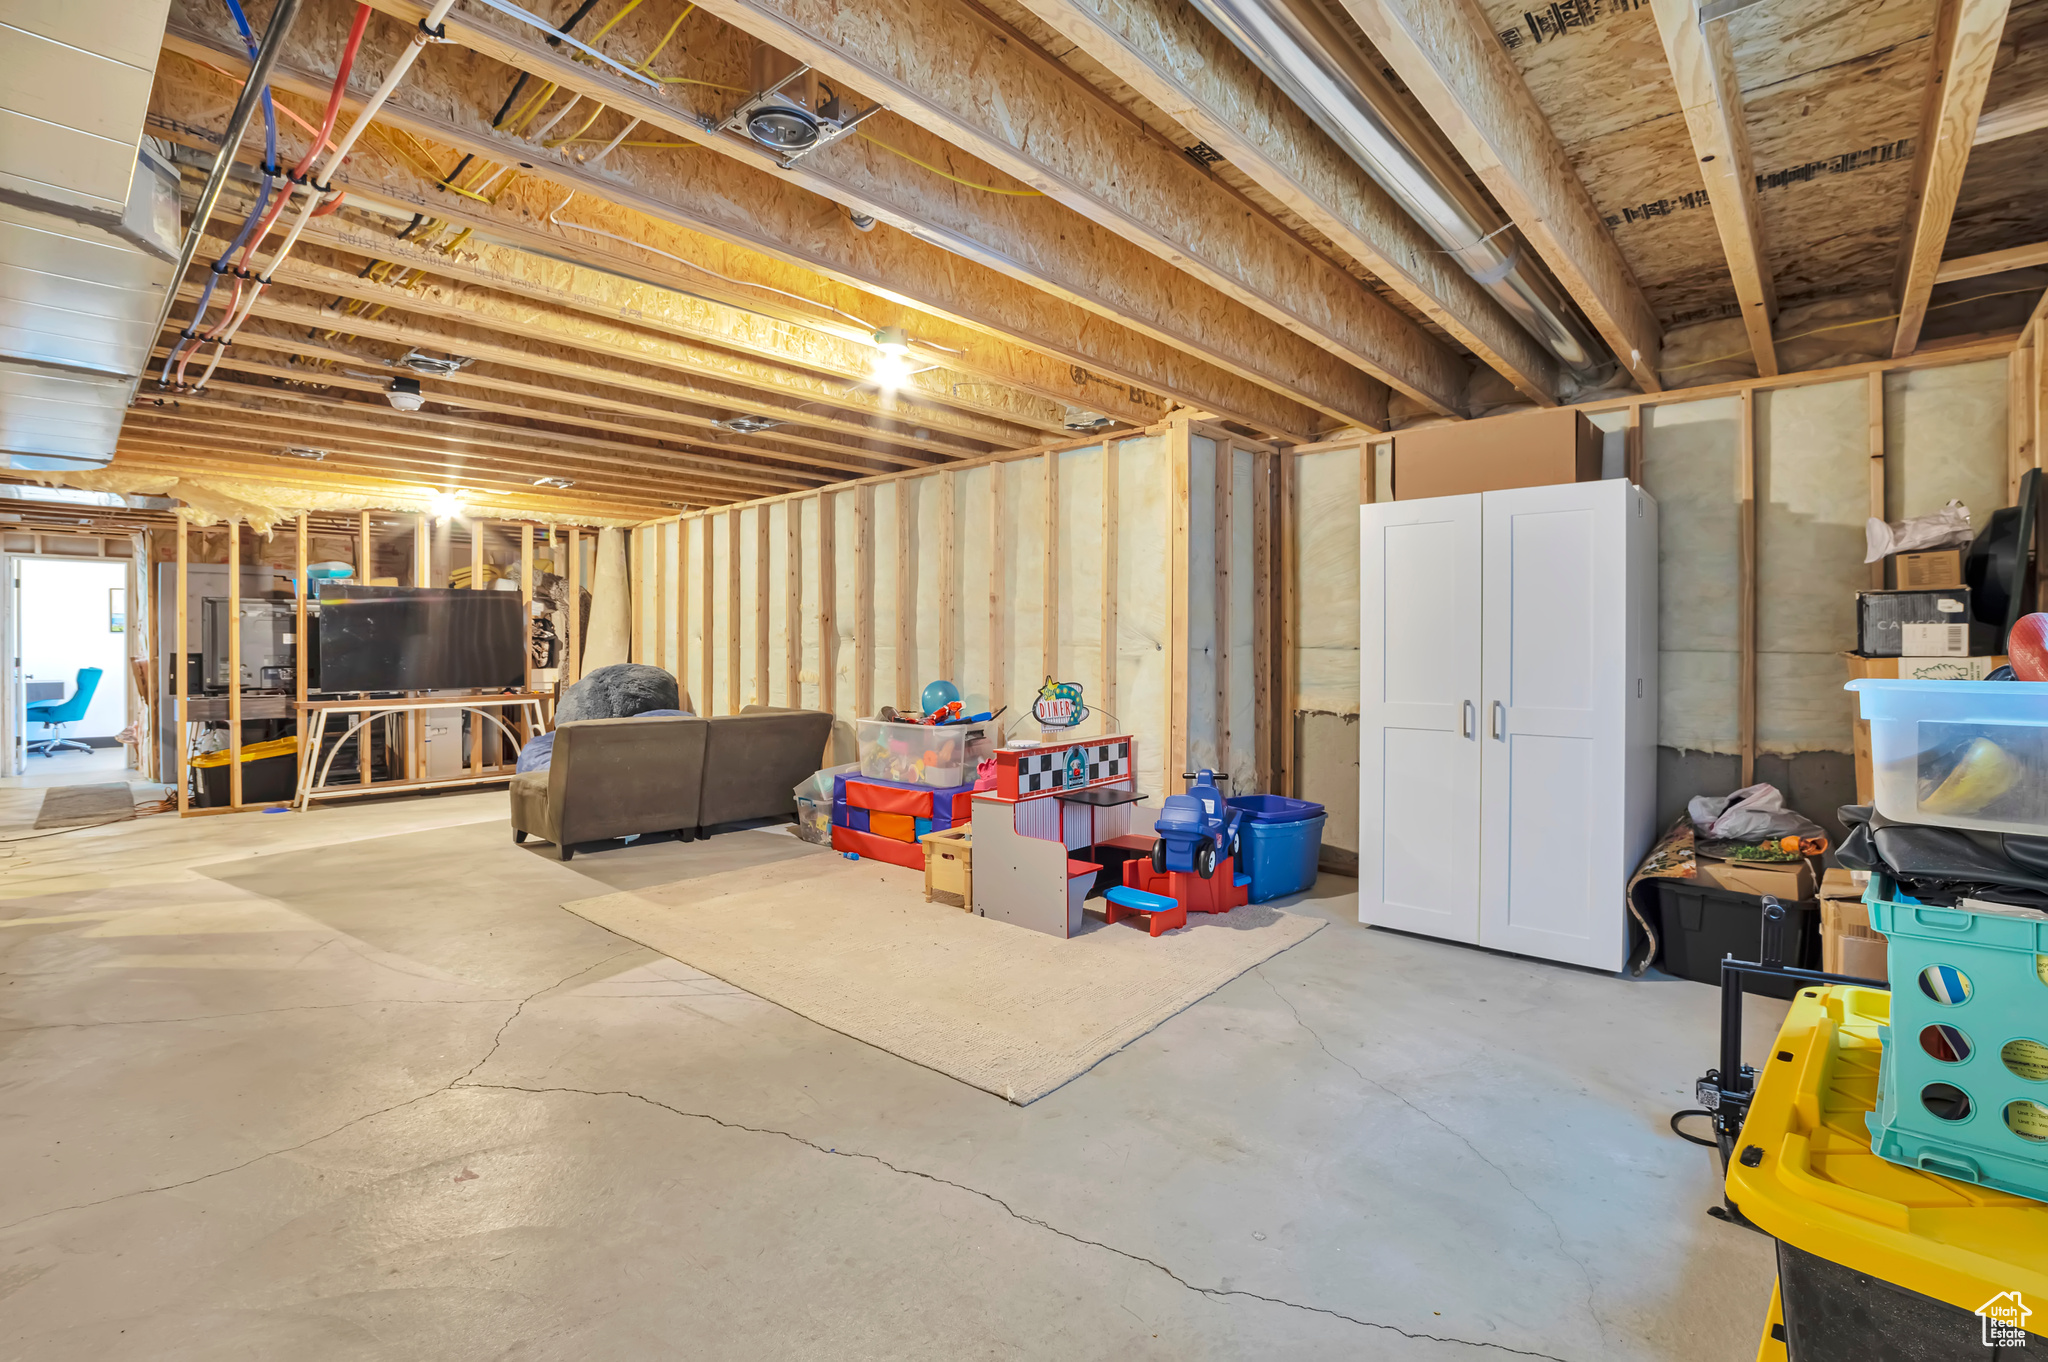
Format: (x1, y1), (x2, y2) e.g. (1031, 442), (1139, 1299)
(0, 783), (1789, 1361)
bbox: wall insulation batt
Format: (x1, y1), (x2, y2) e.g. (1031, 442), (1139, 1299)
(629, 421), (1277, 813)
(1288, 356), (2016, 850)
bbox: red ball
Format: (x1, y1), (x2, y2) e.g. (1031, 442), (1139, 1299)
(2009, 613), (2048, 681)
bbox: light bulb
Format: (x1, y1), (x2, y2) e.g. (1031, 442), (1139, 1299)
(428, 491), (464, 520)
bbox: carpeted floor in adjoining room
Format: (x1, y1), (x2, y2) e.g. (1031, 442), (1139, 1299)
(0, 791), (1787, 1361)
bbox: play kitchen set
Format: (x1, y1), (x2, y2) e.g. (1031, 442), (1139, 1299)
(795, 679), (1325, 937)
(1678, 611), (2048, 1358)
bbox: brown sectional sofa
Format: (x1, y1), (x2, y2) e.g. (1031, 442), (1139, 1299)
(510, 705), (834, 860)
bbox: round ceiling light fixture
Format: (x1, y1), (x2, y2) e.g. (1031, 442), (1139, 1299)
(746, 103), (821, 151)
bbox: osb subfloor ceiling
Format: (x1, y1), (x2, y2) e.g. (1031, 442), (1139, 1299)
(77, 0), (2048, 519)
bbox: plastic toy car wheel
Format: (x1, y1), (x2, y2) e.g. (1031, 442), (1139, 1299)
(1196, 842), (1217, 879)
(1151, 838), (1167, 874)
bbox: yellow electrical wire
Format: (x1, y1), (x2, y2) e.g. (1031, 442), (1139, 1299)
(854, 132), (1043, 196)
(551, 137), (695, 148)
(1661, 286), (2046, 374)
(545, 104), (609, 149)
(635, 4), (694, 73)
(586, 0), (645, 47)
(504, 82), (559, 136)
(367, 127), (497, 205)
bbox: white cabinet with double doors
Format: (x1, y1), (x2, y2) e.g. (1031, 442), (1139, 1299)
(1358, 479), (1657, 971)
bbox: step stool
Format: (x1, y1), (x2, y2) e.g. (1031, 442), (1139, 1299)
(1104, 884), (1187, 937)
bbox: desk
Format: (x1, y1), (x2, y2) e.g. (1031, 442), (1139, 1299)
(25, 681), (63, 705)
(294, 693), (545, 808)
(971, 735), (1142, 938)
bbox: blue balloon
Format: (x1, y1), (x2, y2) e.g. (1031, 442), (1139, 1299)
(920, 679), (960, 714)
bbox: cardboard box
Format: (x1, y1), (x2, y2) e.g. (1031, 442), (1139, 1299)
(1695, 854), (1816, 901)
(1391, 408), (1603, 501)
(1819, 869), (1887, 979)
(1894, 549), (1965, 589)
(1855, 588), (1976, 657)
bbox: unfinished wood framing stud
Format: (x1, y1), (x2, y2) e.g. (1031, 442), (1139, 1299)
(1168, 417), (1193, 778)
(521, 524), (535, 734)
(1869, 374), (1889, 590)
(785, 505), (802, 708)
(175, 511), (189, 817)
(1252, 452), (1274, 794)
(1738, 390), (1757, 788)
(472, 523), (486, 775)
(2010, 342), (2037, 503)
(1043, 449), (1060, 681)
(227, 521), (243, 809)
(755, 508), (771, 709)
(898, 485), (915, 711)
(568, 527), (583, 686)
(988, 462), (1007, 722)
(1277, 449), (1298, 799)
(938, 470), (958, 684)
(853, 487), (875, 721)
(727, 510), (743, 713)
(699, 516), (715, 715)
(1213, 430), (1233, 781)
(657, 521), (671, 678)
(1100, 440), (1120, 735)
(1892, 0), (2014, 356)
(817, 494), (838, 717)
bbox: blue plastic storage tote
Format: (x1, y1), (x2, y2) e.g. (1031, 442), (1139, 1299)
(1864, 875), (2048, 1204)
(1236, 809), (1325, 903)
(1226, 793), (1323, 824)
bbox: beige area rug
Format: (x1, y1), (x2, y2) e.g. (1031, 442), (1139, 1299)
(564, 850), (1325, 1103)
(34, 783), (137, 829)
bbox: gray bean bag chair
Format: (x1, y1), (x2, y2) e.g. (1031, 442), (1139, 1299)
(555, 663), (684, 724)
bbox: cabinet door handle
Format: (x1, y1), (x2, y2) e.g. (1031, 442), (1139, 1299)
(1461, 699), (1475, 738)
(1492, 700), (1506, 740)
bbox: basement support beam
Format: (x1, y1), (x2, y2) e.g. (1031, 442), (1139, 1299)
(1334, 0), (1664, 391)
(1650, 0), (1778, 376)
(1893, 0), (2014, 357)
(1011, 0), (1557, 405)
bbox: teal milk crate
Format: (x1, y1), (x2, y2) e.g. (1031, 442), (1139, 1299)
(1865, 874), (2048, 1204)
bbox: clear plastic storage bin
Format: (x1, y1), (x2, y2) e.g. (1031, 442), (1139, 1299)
(1847, 678), (2048, 835)
(856, 717), (992, 788)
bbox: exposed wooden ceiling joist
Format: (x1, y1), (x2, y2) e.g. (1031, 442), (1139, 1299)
(678, 0), (1469, 417)
(1938, 239), (2048, 282)
(168, 285), (949, 476)
(1005, 0), (1558, 406)
(1893, 0), (2016, 356)
(1334, 0), (1664, 390)
(157, 364), (818, 495)
(1974, 86), (2048, 142)
(142, 372), (809, 498)
(158, 6), (1335, 438)
(126, 407), (720, 507)
(1649, 0), (1778, 376)
(110, 443), (663, 519)
(196, 185), (1081, 438)
(156, 57), (1162, 433)
(188, 231), (1036, 458)
(208, 321), (871, 479)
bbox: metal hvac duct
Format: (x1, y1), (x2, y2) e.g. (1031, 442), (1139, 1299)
(1187, 0), (1610, 382)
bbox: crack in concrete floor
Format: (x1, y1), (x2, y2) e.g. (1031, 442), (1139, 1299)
(1254, 966), (1609, 1348)
(454, 1077), (1578, 1361)
(0, 950), (639, 1235)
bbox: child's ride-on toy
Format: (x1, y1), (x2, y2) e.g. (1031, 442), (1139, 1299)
(1150, 769), (1243, 879)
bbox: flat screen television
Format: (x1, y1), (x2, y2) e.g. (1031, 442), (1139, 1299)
(316, 586), (525, 692)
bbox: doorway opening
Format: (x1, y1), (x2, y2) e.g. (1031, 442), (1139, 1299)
(13, 556), (133, 777)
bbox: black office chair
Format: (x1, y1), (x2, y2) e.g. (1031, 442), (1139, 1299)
(26, 667), (102, 756)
